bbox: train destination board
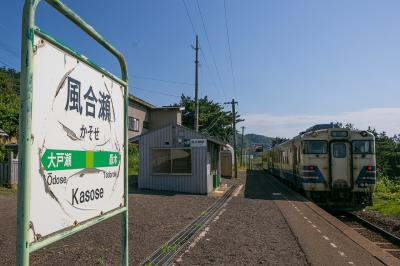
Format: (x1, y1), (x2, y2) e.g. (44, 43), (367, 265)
(28, 34), (125, 243)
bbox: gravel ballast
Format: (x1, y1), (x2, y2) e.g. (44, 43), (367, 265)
(354, 210), (400, 238)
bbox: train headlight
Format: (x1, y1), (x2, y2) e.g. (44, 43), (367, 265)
(360, 131), (368, 137)
(311, 131), (318, 137)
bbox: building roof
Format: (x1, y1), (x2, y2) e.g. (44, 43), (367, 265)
(129, 122), (226, 146)
(0, 128), (8, 138)
(128, 94), (184, 111)
(128, 94), (156, 109)
(153, 106), (185, 111)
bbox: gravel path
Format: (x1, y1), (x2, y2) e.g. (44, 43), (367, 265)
(174, 171), (308, 266)
(0, 188), (214, 265)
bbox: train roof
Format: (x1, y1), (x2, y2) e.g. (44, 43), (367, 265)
(265, 126), (374, 151)
(300, 123), (339, 135)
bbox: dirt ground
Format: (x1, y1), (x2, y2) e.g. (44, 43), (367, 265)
(0, 188), (214, 265)
(1, 171), (310, 265)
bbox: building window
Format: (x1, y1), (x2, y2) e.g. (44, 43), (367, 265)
(129, 117), (139, 132)
(152, 148), (192, 175)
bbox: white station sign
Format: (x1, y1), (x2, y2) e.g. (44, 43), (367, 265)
(28, 34), (125, 243)
(190, 139), (207, 147)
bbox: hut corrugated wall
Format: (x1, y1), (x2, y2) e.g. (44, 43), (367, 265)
(137, 124), (214, 194)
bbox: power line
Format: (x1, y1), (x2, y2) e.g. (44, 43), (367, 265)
(0, 57), (17, 69)
(180, 0), (227, 102)
(0, 41), (19, 59)
(223, 0), (237, 97)
(195, 0), (227, 98)
(131, 86), (181, 98)
(199, 49), (226, 100)
(201, 112), (226, 134)
(182, 0), (227, 100)
(181, 0), (197, 34)
(132, 74), (193, 86)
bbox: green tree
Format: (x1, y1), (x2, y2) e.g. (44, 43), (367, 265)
(271, 137), (289, 147)
(174, 95), (233, 142)
(0, 67), (20, 137)
(372, 131), (400, 180)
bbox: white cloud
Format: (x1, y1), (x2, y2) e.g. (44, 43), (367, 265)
(242, 108), (400, 138)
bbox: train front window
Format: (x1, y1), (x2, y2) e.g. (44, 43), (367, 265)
(352, 140), (374, 154)
(303, 141), (327, 154)
(333, 143), (346, 158)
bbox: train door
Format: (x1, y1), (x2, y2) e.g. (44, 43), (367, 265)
(330, 142), (350, 188)
(292, 145), (298, 174)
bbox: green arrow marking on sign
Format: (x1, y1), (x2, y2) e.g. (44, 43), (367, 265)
(40, 149), (121, 171)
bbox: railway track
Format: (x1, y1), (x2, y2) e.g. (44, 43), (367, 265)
(140, 184), (238, 266)
(334, 212), (400, 259)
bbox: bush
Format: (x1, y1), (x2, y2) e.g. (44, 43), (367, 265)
(128, 143), (139, 176)
(369, 175), (400, 215)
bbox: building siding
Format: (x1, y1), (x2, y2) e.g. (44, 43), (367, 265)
(149, 109), (182, 130)
(128, 101), (150, 139)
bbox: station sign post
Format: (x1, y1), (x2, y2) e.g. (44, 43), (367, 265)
(17, 1), (129, 265)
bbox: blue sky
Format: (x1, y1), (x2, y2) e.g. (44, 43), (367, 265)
(1, 0), (400, 137)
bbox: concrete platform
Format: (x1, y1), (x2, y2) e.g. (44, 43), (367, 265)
(261, 171), (392, 265)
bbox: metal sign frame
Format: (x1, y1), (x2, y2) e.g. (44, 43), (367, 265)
(17, 0), (129, 265)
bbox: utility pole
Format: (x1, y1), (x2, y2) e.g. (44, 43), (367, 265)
(224, 99), (238, 178)
(241, 126), (245, 166)
(194, 35), (200, 132)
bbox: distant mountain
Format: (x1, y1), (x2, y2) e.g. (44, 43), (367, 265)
(237, 133), (274, 150)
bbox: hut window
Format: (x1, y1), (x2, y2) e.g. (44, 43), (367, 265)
(152, 149), (170, 173)
(152, 148), (192, 174)
(171, 149), (192, 174)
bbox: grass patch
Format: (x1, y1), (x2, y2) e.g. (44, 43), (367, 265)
(367, 176), (400, 215)
(0, 185), (16, 193)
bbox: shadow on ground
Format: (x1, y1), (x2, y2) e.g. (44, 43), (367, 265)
(244, 170), (309, 202)
(128, 175), (205, 196)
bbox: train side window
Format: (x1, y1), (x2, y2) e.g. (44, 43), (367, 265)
(303, 141), (328, 154)
(333, 143), (346, 158)
(298, 148), (301, 162)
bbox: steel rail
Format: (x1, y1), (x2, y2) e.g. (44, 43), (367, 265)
(142, 186), (233, 265)
(346, 212), (400, 247)
(144, 185), (236, 266)
(161, 185), (237, 266)
(141, 185), (238, 266)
